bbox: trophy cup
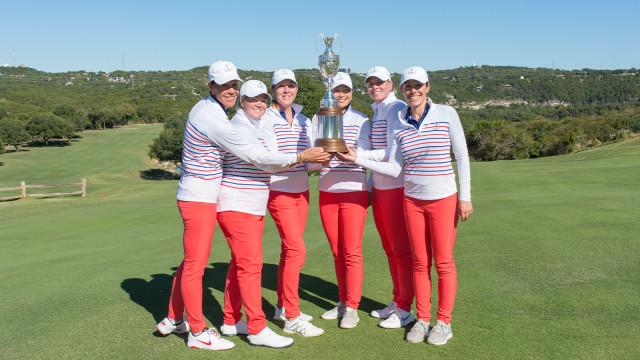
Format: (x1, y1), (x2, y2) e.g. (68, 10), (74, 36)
(315, 33), (347, 153)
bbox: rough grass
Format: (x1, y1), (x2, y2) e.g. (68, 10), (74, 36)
(0, 126), (638, 359)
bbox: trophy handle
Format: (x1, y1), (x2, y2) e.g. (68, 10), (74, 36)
(315, 33), (325, 56)
(334, 33), (343, 54)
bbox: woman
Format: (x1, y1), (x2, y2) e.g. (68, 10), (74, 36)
(364, 66), (415, 329)
(217, 80), (325, 347)
(157, 63), (328, 351)
(311, 72), (371, 329)
(337, 66), (473, 344)
(261, 69), (316, 327)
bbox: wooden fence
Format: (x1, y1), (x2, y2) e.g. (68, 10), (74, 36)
(0, 179), (86, 201)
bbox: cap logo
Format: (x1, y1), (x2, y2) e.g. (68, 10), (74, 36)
(371, 67), (377, 73)
(258, 82), (265, 89)
(408, 68), (416, 74)
(224, 64), (232, 72)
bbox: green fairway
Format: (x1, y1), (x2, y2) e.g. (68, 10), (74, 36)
(1, 126), (638, 359)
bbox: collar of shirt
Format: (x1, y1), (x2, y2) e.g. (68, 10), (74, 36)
(371, 93), (399, 120)
(279, 107), (296, 120)
(235, 109), (261, 130)
(210, 95), (228, 116)
(406, 103), (430, 130)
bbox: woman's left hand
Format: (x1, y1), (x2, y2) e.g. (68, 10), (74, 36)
(458, 200), (473, 222)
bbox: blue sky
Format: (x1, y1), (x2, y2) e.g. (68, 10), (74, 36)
(1, 0), (638, 73)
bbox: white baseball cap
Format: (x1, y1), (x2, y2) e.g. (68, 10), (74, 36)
(331, 72), (353, 90)
(271, 69), (297, 86)
(401, 66), (429, 86)
(240, 80), (272, 102)
(208, 60), (241, 84)
(365, 66), (391, 82)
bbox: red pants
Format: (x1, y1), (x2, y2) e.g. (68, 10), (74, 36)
(371, 187), (415, 312)
(167, 200), (217, 333)
(319, 191), (368, 309)
(267, 191), (309, 319)
(218, 211), (266, 335)
(404, 193), (458, 324)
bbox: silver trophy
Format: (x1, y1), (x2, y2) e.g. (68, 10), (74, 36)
(315, 33), (347, 153)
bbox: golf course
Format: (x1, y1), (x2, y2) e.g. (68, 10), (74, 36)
(1, 124), (638, 359)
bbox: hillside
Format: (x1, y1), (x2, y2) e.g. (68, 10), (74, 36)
(2, 65), (639, 120)
(1, 65), (639, 162)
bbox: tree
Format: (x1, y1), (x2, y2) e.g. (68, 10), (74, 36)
(116, 103), (137, 125)
(467, 120), (505, 161)
(148, 113), (187, 165)
(25, 113), (74, 145)
(148, 128), (184, 164)
(0, 118), (30, 151)
(494, 126), (535, 159)
(54, 104), (89, 132)
(87, 108), (117, 129)
(294, 73), (326, 119)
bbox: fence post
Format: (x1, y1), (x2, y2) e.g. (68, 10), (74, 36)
(21, 181), (26, 198)
(81, 178), (86, 197)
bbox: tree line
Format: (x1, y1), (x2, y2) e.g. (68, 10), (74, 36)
(1, 65), (638, 160)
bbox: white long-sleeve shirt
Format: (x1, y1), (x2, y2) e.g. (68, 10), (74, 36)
(355, 99), (471, 201)
(217, 109), (281, 215)
(310, 106), (371, 193)
(369, 93), (406, 190)
(261, 104), (313, 193)
(176, 96), (297, 203)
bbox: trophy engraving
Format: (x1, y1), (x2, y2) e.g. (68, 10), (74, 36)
(315, 33), (347, 153)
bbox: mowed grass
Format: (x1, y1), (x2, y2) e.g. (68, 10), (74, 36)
(0, 126), (638, 359)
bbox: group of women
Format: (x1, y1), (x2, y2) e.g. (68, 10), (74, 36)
(155, 60), (473, 351)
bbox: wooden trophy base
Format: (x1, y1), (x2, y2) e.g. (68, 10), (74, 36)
(316, 138), (347, 153)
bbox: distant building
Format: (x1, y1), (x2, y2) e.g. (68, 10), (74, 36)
(476, 85), (484, 90)
(443, 75), (456, 80)
(519, 76), (525, 79)
(109, 76), (128, 83)
(65, 81), (73, 86)
(338, 67), (351, 74)
(554, 74), (566, 79)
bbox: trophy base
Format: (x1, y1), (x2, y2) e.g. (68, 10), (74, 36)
(315, 138), (348, 153)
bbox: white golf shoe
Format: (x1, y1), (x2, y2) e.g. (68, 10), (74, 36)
(247, 326), (294, 348)
(156, 317), (190, 336)
(187, 328), (235, 351)
(220, 319), (248, 336)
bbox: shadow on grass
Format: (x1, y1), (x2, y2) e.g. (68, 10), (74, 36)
(121, 261), (385, 332)
(27, 140), (71, 147)
(2, 148), (30, 154)
(139, 169), (179, 180)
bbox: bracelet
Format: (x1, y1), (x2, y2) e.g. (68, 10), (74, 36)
(296, 152), (302, 164)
